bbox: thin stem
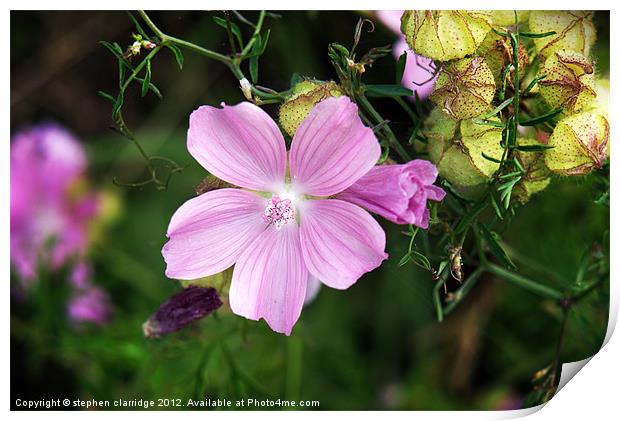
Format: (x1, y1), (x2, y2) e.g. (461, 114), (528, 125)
(486, 263), (563, 301)
(139, 10), (284, 102)
(240, 10), (266, 58)
(357, 95), (411, 162)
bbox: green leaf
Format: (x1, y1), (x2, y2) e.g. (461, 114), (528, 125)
(141, 60), (151, 97)
(477, 223), (516, 270)
(523, 75), (546, 95)
(395, 51), (407, 83)
(100, 40), (124, 58)
(166, 44), (184, 70)
(249, 36), (261, 83)
(481, 97), (513, 119)
(481, 152), (502, 163)
(126, 11), (149, 39)
(472, 118), (505, 128)
(112, 92), (124, 120)
(518, 108), (563, 126)
(365, 84), (413, 98)
(454, 201), (487, 235)
(213, 16), (244, 47)
(98, 91), (115, 103)
(135, 77), (163, 99)
(519, 30), (557, 39)
(398, 253), (412, 267)
(515, 144), (554, 152)
(258, 29), (271, 55)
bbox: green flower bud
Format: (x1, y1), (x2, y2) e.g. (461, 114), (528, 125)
(513, 138), (552, 203)
(279, 80), (343, 137)
(401, 10), (493, 62)
(489, 10), (530, 27)
(529, 11), (596, 59)
(477, 32), (528, 86)
(544, 112), (609, 175)
(538, 51), (596, 114)
(426, 113), (503, 198)
(430, 56), (496, 120)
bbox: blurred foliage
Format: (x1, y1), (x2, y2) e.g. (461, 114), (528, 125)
(11, 10), (609, 410)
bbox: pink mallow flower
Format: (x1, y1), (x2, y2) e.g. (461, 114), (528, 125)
(162, 97), (444, 335)
(68, 285), (112, 326)
(10, 123), (111, 325)
(375, 10), (438, 100)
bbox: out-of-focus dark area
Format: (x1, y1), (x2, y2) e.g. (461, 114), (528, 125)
(10, 11), (609, 410)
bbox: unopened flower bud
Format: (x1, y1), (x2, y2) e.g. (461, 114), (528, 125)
(430, 56), (496, 120)
(143, 286), (222, 338)
(538, 51), (596, 114)
(239, 78), (253, 101)
(513, 138), (552, 203)
(401, 11), (493, 62)
(142, 40), (156, 50)
(544, 112), (609, 176)
(279, 80), (343, 137)
(529, 11), (596, 59)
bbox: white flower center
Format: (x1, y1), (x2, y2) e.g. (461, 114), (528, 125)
(263, 195), (296, 230)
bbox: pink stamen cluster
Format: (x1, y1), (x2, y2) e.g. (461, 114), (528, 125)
(263, 195), (295, 230)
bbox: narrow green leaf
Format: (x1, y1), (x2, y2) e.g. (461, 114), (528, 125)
(365, 84), (413, 98)
(249, 36), (261, 83)
(519, 30), (557, 39)
(166, 44), (184, 70)
(472, 118), (505, 128)
(395, 51), (407, 84)
(259, 29), (271, 55)
(515, 144), (554, 152)
(141, 60), (151, 97)
(477, 223), (516, 269)
(98, 91), (115, 103)
(454, 201), (487, 235)
(213, 16), (243, 47)
(481, 97), (513, 119)
(523, 75), (546, 95)
(518, 108), (563, 126)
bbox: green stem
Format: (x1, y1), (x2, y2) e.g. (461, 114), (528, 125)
(486, 263), (563, 301)
(139, 10), (282, 102)
(240, 10), (266, 58)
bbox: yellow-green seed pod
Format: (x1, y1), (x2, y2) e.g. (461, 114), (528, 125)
(587, 78), (610, 117)
(538, 51), (596, 114)
(489, 10), (530, 27)
(528, 11), (596, 59)
(427, 115), (503, 198)
(279, 80), (343, 137)
(401, 10), (493, 62)
(477, 32), (528, 86)
(430, 56), (496, 120)
(544, 112), (609, 175)
(513, 138), (552, 203)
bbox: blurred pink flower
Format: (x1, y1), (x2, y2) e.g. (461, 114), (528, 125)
(163, 97), (444, 335)
(376, 10), (438, 100)
(337, 160), (446, 229)
(68, 285), (112, 326)
(10, 123), (111, 326)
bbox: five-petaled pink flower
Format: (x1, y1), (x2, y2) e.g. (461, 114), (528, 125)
(162, 96), (444, 335)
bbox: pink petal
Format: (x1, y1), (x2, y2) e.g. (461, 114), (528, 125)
(162, 188), (267, 280)
(229, 224), (308, 336)
(299, 199), (387, 290)
(289, 97), (381, 196)
(394, 38), (438, 101)
(188, 102), (287, 191)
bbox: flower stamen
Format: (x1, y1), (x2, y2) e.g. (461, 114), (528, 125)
(263, 195), (295, 230)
